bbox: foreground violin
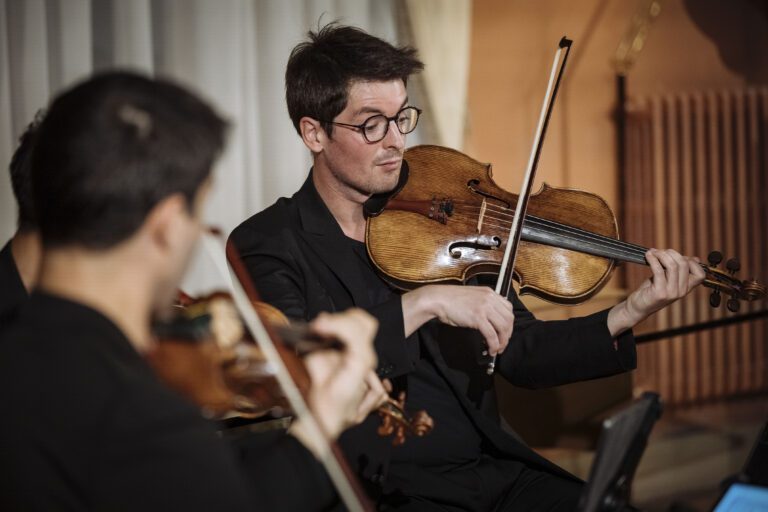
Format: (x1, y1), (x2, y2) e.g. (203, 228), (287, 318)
(366, 145), (766, 309)
(149, 294), (288, 418)
(150, 232), (379, 511)
(150, 292), (434, 446)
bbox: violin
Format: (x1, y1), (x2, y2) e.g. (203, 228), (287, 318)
(149, 231), (433, 511)
(179, 232), (374, 511)
(149, 294), (292, 418)
(365, 144), (766, 309)
(150, 292), (434, 445)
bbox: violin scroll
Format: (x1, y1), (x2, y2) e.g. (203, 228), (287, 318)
(377, 391), (434, 446)
(704, 250), (767, 312)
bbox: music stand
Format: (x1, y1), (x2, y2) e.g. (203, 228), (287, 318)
(709, 420), (768, 511)
(577, 392), (663, 512)
(741, 421), (768, 487)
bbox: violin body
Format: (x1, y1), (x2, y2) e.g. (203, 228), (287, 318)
(367, 145), (765, 308)
(151, 292), (434, 444)
(148, 336), (238, 417)
(149, 297), (299, 418)
(366, 145), (620, 304)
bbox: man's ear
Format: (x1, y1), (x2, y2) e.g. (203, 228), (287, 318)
(144, 193), (188, 252)
(299, 117), (326, 153)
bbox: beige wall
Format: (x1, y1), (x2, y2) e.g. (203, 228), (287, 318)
(467, 0), (767, 311)
(467, 0), (768, 445)
(467, 0), (767, 255)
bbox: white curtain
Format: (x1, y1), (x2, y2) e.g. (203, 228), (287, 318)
(0, 0), (407, 292)
(403, 0), (471, 151)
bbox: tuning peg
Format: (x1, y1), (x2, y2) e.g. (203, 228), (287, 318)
(743, 279), (767, 301)
(727, 298), (740, 313)
(726, 258), (740, 274)
(707, 251), (723, 266)
(709, 290), (721, 308)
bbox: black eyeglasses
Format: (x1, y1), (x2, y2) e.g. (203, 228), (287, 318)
(324, 106), (422, 143)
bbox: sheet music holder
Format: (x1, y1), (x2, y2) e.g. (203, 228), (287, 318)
(741, 421), (768, 487)
(577, 392), (663, 512)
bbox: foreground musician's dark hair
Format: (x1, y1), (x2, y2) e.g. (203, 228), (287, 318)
(9, 112), (44, 231)
(31, 71), (228, 249)
(285, 23), (424, 137)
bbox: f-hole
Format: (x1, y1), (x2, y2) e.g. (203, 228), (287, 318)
(467, 179), (511, 209)
(450, 235), (503, 258)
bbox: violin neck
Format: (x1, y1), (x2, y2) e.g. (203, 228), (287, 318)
(522, 216), (766, 302)
(522, 215), (649, 266)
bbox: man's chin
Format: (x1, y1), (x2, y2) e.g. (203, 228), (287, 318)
(368, 168), (401, 195)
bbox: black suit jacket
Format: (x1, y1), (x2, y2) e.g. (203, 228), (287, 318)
(230, 173), (637, 492)
(0, 240), (27, 327)
(0, 293), (335, 511)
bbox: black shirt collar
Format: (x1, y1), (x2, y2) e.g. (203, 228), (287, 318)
(294, 159), (410, 235)
(0, 239), (28, 324)
(18, 291), (145, 364)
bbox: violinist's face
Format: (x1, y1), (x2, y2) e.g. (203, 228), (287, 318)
(317, 79), (408, 200)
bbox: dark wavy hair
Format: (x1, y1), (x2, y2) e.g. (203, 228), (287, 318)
(32, 71), (228, 249)
(9, 112), (44, 231)
(285, 23), (423, 137)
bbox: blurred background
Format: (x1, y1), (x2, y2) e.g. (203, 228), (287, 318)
(1, 1), (766, 509)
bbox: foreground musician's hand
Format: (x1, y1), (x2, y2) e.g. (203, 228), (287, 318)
(355, 372), (390, 424)
(608, 248), (706, 337)
(289, 308), (383, 458)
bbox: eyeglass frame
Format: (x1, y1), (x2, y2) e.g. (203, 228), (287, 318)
(321, 106), (423, 143)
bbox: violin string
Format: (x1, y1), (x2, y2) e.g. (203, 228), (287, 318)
(449, 212), (744, 298)
(450, 208), (650, 262)
(471, 206), (724, 279)
(406, 201), (734, 284)
(451, 208), (643, 257)
(456, 203), (651, 256)
(417, 199), (649, 256)
(462, 201), (641, 247)
(459, 203), (651, 256)
(448, 212), (647, 264)
(450, 208), (728, 285)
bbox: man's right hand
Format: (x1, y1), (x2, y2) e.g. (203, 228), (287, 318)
(401, 285), (514, 356)
(289, 308), (383, 458)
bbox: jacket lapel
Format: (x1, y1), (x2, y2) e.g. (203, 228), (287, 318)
(294, 173), (374, 309)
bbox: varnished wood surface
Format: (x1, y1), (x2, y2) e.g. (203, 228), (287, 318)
(366, 145), (620, 304)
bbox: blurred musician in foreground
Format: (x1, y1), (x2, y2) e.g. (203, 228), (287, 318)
(0, 71), (383, 511)
(0, 115), (43, 324)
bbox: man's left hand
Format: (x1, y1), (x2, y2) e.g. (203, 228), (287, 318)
(608, 248), (706, 337)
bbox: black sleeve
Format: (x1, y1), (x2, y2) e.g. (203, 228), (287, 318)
(232, 430), (338, 511)
(495, 288), (636, 388)
(229, 223), (417, 380)
(366, 295), (418, 379)
(230, 223), (309, 322)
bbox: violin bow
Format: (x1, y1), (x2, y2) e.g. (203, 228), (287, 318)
(200, 232), (374, 512)
(488, 37), (573, 375)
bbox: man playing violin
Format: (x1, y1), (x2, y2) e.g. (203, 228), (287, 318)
(230, 24), (707, 510)
(0, 71), (386, 511)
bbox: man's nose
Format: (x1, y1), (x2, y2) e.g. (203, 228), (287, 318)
(383, 119), (405, 149)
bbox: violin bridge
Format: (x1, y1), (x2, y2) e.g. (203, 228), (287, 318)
(477, 198), (487, 233)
